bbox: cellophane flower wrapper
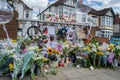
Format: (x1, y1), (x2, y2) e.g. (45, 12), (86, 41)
(0, 49), (15, 72)
(20, 50), (34, 79)
(89, 51), (97, 68)
(0, 50), (9, 68)
(12, 54), (23, 80)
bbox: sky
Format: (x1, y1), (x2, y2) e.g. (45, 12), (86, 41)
(22, 0), (120, 19)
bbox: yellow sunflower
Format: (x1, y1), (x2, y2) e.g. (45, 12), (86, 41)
(48, 48), (53, 55)
(53, 49), (60, 55)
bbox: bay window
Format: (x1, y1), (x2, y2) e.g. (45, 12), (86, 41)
(101, 16), (113, 27)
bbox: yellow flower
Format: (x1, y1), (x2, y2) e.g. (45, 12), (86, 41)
(42, 57), (48, 62)
(86, 47), (90, 51)
(9, 63), (14, 71)
(11, 40), (17, 43)
(109, 43), (114, 48)
(97, 52), (104, 55)
(35, 47), (41, 52)
(48, 48), (53, 55)
(107, 48), (111, 51)
(64, 41), (69, 45)
(53, 49), (59, 53)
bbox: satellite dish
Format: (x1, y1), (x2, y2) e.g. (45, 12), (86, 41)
(76, 0), (91, 13)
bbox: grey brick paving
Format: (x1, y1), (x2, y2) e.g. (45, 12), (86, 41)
(0, 67), (120, 80)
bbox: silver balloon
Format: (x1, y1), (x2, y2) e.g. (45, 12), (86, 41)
(77, 0), (91, 13)
(0, 0), (14, 46)
(0, 0), (14, 24)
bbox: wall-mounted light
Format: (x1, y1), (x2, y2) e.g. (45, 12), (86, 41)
(7, 0), (14, 8)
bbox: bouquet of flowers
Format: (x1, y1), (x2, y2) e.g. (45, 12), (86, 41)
(47, 48), (59, 75)
(57, 28), (67, 41)
(96, 51), (104, 69)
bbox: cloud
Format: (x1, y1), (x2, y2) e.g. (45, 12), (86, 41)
(108, 0), (120, 6)
(22, 0), (120, 19)
(22, 0), (49, 19)
(22, 0), (48, 8)
(85, 0), (120, 13)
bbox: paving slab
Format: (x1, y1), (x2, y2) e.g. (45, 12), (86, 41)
(0, 67), (120, 80)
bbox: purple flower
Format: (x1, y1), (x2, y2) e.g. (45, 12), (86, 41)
(107, 54), (114, 63)
(57, 44), (62, 51)
(44, 53), (49, 58)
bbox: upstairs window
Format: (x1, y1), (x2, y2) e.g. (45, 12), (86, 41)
(92, 16), (97, 24)
(82, 14), (86, 23)
(26, 11), (29, 18)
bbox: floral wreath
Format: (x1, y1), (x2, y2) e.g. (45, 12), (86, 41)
(27, 26), (42, 37)
(57, 28), (67, 37)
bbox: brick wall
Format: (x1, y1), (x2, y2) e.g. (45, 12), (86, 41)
(94, 37), (109, 43)
(0, 10), (18, 40)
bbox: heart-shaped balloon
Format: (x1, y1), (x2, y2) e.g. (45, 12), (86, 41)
(0, 0), (14, 24)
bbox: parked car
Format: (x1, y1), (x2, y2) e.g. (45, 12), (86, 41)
(109, 35), (120, 45)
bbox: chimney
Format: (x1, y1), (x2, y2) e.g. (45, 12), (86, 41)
(114, 13), (120, 24)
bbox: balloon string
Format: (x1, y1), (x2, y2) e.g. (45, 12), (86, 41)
(86, 26), (91, 39)
(3, 24), (12, 46)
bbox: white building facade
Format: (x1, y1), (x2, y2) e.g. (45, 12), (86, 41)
(37, 0), (79, 23)
(13, 0), (33, 37)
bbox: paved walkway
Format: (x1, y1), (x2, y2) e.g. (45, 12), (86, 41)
(46, 67), (120, 80)
(0, 67), (120, 80)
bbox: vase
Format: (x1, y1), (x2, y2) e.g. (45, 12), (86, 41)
(50, 61), (58, 75)
(51, 61), (59, 68)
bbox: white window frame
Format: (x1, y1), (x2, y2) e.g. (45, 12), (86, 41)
(26, 10), (29, 18)
(101, 30), (113, 38)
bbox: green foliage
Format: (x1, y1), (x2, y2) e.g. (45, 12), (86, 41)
(60, 55), (64, 58)
(91, 38), (98, 44)
(114, 48), (120, 57)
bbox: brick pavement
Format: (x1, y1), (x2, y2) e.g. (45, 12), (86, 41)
(0, 67), (120, 80)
